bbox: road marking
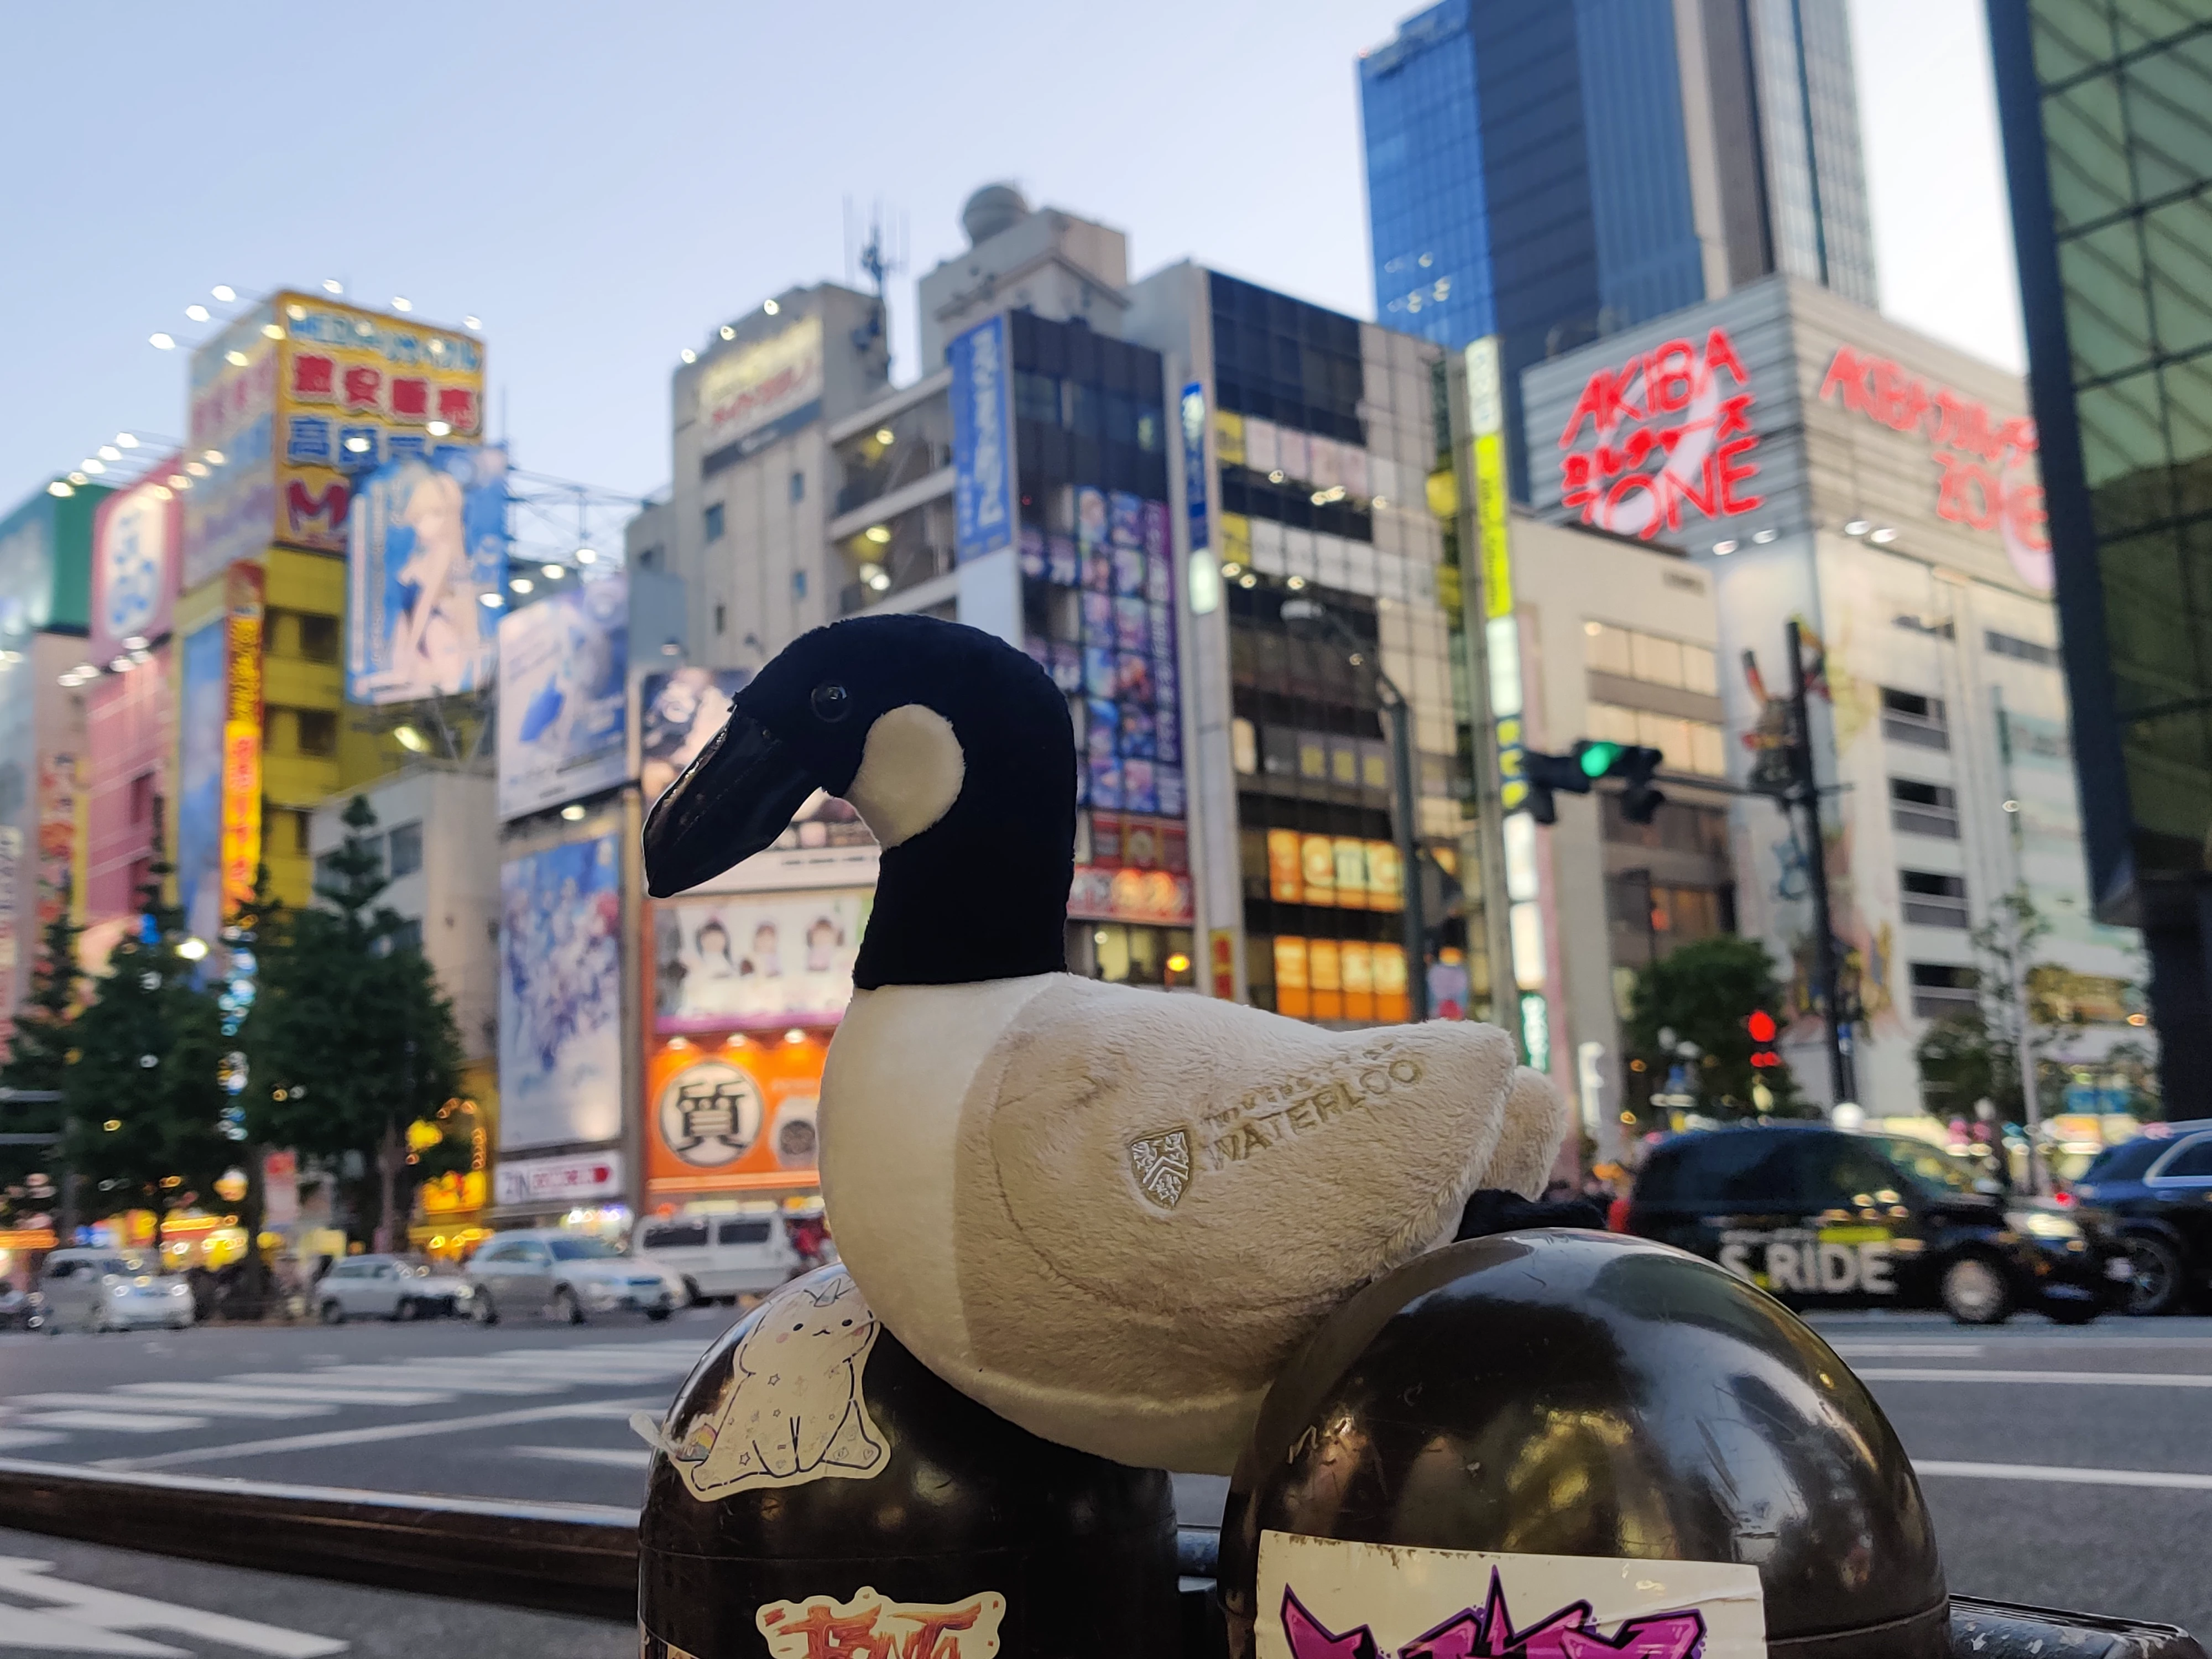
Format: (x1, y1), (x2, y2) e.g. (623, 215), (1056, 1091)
(509, 1444), (653, 1469)
(10, 1394), (332, 1420)
(221, 1369), (554, 1397)
(1914, 1459), (2212, 1491)
(0, 1429), (64, 1451)
(0, 1556), (347, 1657)
(99, 1396), (660, 1471)
(122, 1383), (455, 1408)
(12, 1411), (208, 1433)
(1860, 1367), (2212, 1387)
(1827, 1343), (1986, 1358)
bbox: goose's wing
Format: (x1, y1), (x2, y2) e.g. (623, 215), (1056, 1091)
(943, 978), (1532, 1467)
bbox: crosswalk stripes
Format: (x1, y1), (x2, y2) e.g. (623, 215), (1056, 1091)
(0, 1339), (716, 1455)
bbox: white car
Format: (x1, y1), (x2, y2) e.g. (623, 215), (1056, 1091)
(38, 1249), (194, 1333)
(315, 1254), (469, 1323)
(634, 1212), (804, 1303)
(462, 1230), (682, 1325)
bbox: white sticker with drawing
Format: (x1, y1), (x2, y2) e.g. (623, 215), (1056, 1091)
(633, 1267), (889, 1499)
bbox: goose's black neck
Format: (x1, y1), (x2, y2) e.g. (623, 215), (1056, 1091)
(850, 719), (1075, 991)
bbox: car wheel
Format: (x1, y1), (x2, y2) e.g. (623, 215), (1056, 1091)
(469, 1291), (498, 1326)
(394, 1297), (420, 1323)
(681, 1277), (702, 1308)
(550, 1285), (584, 1326)
(319, 1298), (346, 1326)
(1940, 1255), (2013, 1325)
(645, 1306), (672, 1322)
(2124, 1235), (2185, 1316)
(2044, 1297), (2101, 1326)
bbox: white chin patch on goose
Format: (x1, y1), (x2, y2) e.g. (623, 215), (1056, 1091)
(843, 704), (966, 848)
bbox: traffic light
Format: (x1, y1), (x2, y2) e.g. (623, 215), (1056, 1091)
(1747, 1008), (1781, 1068)
(1574, 740), (1667, 826)
(1519, 749), (1593, 825)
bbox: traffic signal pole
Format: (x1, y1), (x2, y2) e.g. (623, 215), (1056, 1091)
(1787, 622), (1856, 1108)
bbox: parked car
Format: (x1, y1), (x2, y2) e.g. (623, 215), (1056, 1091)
(314, 1254), (470, 1323)
(36, 1248), (195, 1332)
(0, 1278), (43, 1330)
(2067, 1129), (2212, 1315)
(1616, 1123), (2130, 1324)
(633, 1211), (805, 1304)
(461, 1230), (681, 1325)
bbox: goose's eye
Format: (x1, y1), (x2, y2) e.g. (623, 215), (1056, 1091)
(810, 682), (852, 723)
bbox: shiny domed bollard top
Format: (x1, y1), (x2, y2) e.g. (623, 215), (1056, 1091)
(637, 1265), (1180, 1659)
(1219, 1230), (1949, 1659)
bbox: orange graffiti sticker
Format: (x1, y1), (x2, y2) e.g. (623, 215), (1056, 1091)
(755, 1587), (1006, 1659)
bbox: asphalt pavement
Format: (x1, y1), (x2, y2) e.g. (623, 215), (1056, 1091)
(4, 1305), (2211, 1654)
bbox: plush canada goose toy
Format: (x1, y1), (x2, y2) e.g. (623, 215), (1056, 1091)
(644, 614), (1567, 1474)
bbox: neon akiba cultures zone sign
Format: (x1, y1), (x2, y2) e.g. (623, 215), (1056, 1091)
(1557, 328), (1763, 541)
(1817, 346), (2051, 590)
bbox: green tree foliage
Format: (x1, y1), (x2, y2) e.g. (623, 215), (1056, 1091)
(243, 796), (463, 1251)
(62, 870), (233, 1246)
(0, 909), (81, 1229)
(1624, 935), (1808, 1119)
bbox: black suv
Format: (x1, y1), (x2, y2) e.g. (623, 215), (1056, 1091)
(2069, 1129), (2212, 1315)
(1619, 1124), (2129, 1324)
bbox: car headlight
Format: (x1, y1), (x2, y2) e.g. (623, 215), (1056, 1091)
(2009, 1209), (2082, 1241)
(453, 1281), (474, 1298)
(169, 1282), (189, 1296)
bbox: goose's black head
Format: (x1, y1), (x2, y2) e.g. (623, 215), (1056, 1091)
(642, 614), (1077, 988)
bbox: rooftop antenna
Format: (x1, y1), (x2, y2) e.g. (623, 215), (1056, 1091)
(846, 197), (906, 374)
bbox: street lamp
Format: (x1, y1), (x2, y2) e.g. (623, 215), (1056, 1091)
(1280, 597), (1429, 1021)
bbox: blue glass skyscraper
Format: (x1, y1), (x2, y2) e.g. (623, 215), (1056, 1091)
(1361, 0), (1877, 494)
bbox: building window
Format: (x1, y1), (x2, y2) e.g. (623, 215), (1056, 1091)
(1071, 922), (1195, 989)
(295, 708), (339, 757)
(128, 771), (156, 825)
(1881, 687), (1949, 749)
(1910, 962), (1979, 1018)
(388, 917), (425, 954)
(1232, 717), (1258, 774)
(1901, 869), (1969, 928)
(1587, 702), (1726, 775)
(703, 503), (726, 543)
(298, 613), (340, 664)
(388, 821), (424, 879)
(714, 603), (727, 635)
(1890, 778), (1960, 838)
(1985, 629), (2058, 667)
(128, 855), (153, 900)
(1583, 622), (1717, 693)
(792, 569), (808, 600)
(790, 470), (805, 503)
(272, 808), (311, 854)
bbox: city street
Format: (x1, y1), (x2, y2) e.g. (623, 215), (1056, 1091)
(7, 1307), (2212, 1651)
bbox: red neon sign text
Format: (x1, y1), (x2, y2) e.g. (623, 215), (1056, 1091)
(1556, 327), (1765, 541)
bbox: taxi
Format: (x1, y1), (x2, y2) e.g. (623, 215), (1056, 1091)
(1616, 1123), (2130, 1324)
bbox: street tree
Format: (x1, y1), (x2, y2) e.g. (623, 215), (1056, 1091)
(62, 869), (234, 1248)
(1623, 935), (1809, 1120)
(0, 908), (81, 1230)
(243, 796), (463, 1251)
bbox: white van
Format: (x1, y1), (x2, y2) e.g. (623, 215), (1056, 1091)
(633, 1212), (802, 1304)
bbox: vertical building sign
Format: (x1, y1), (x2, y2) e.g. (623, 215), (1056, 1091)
(950, 315), (1015, 564)
(220, 562), (264, 922)
(1181, 382), (1220, 615)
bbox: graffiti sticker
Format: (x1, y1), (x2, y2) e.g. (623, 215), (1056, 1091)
(757, 1587), (1006, 1659)
(1256, 1535), (1764, 1659)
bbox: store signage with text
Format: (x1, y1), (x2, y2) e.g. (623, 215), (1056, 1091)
(1556, 328), (1762, 541)
(220, 563), (264, 919)
(494, 1152), (625, 1208)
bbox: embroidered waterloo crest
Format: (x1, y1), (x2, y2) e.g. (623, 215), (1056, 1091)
(1128, 1129), (1194, 1209)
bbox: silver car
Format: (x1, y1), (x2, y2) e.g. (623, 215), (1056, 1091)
(461, 1230), (680, 1325)
(314, 1254), (469, 1323)
(38, 1249), (194, 1332)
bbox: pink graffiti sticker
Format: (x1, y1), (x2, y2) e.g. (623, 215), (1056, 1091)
(1256, 1535), (1765, 1659)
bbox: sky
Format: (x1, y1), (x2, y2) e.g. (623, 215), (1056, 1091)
(0, 0), (2023, 518)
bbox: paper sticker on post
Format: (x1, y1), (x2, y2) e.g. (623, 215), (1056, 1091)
(1255, 1533), (1765, 1659)
(757, 1587), (1005, 1659)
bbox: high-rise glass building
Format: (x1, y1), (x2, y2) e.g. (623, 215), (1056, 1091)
(1987, 0), (2212, 1114)
(1359, 0), (1878, 493)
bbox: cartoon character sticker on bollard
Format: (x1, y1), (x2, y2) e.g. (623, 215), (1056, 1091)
(634, 1268), (890, 1498)
(756, 1587), (1007, 1659)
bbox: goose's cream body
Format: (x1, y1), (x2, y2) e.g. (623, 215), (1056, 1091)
(821, 970), (1559, 1474)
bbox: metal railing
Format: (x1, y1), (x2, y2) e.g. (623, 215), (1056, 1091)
(1, 1458), (2201, 1659)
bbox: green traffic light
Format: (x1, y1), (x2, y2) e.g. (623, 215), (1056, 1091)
(1578, 740), (1623, 778)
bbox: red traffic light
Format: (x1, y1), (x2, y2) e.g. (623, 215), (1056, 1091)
(1746, 1009), (1777, 1043)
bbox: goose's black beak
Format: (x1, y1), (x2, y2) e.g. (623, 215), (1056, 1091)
(642, 708), (821, 898)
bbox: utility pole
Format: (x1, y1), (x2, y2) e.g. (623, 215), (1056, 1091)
(1786, 622), (1855, 1108)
